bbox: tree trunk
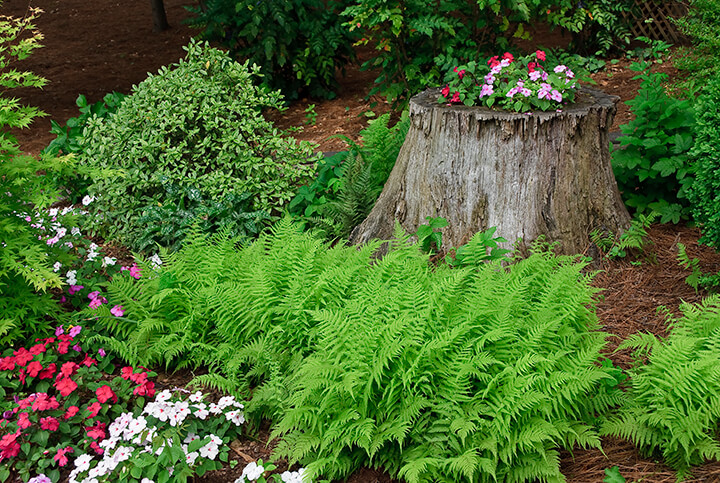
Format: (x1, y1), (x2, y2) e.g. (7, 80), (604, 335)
(150, 0), (170, 32)
(350, 86), (631, 255)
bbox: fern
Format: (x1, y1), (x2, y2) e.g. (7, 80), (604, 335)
(601, 296), (720, 480)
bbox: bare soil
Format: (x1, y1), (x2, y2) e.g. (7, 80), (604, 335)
(3, 1), (720, 482)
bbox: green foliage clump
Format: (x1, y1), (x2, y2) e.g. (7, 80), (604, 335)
(688, 72), (720, 249)
(134, 181), (271, 252)
(80, 40), (320, 248)
(601, 296), (720, 480)
(273, 239), (619, 482)
(92, 220), (620, 482)
(290, 112), (410, 238)
(187, 0), (356, 99)
(611, 62), (695, 223)
(44, 91), (125, 157)
(343, 0), (633, 106)
(0, 8), (74, 344)
(674, 0), (720, 86)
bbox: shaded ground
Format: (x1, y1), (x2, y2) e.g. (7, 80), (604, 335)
(4, 1), (720, 482)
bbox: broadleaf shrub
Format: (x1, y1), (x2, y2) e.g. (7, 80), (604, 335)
(187, 0), (356, 99)
(79, 40), (320, 248)
(89, 220), (621, 482)
(674, 0), (720, 86)
(601, 296), (720, 480)
(611, 62), (695, 223)
(688, 72), (720, 249)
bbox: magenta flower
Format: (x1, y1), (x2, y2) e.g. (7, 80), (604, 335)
(550, 90), (563, 102)
(480, 84), (494, 98)
(68, 285), (84, 295)
(110, 305), (125, 317)
(98, 348), (106, 357)
(88, 297), (106, 310)
(55, 326), (64, 336)
(88, 291), (101, 300)
(68, 325), (82, 338)
(529, 71), (542, 82)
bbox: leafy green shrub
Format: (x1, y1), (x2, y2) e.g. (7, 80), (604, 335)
(674, 0), (720, 86)
(611, 62), (695, 223)
(135, 181), (271, 252)
(187, 0), (356, 99)
(343, 0), (633, 106)
(79, 40), (320, 247)
(90, 220), (620, 482)
(601, 296), (720, 480)
(688, 72), (720, 249)
(289, 112), (410, 238)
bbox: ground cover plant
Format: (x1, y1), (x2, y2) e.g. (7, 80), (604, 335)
(78, 40), (319, 250)
(84, 220), (623, 482)
(601, 296), (720, 480)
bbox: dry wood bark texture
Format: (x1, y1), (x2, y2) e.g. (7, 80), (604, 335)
(351, 86), (631, 254)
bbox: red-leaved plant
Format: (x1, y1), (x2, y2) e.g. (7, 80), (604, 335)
(0, 326), (155, 482)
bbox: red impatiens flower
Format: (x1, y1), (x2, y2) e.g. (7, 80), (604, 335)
(0, 356), (15, 371)
(86, 421), (107, 440)
(120, 366), (134, 380)
(26, 360), (42, 378)
(441, 84), (450, 98)
(487, 55), (500, 67)
(57, 341), (71, 355)
(0, 430), (21, 461)
(40, 416), (59, 431)
(54, 446), (74, 466)
(55, 376), (78, 397)
(528, 61), (537, 73)
(129, 371), (147, 385)
(96, 385), (117, 404)
(535, 49), (546, 61)
(502, 52), (514, 62)
(64, 406), (79, 419)
(81, 355), (97, 367)
(32, 393), (60, 412)
(60, 361), (78, 378)
(451, 91), (460, 103)
(86, 402), (102, 419)
(29, 343), (46, 355)
(17, 413), (31, 429)
(89, 441), (104, 455)
(38, 363), (56, 380)
(134, 380), (155, 398)
(18, 369), (26, 385)
(12, 348), (33, 367)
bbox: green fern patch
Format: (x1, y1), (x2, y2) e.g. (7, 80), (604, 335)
(91, 220), (619, 482)
(601, 296), (720, 481)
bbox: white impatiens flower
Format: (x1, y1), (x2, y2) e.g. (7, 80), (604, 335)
(74, 454), (94, 472)
(141, 479), (155, 483)
(66, 269), (77, 285)
(53, 261), (62, 272)
(48, 208), (59, 217)
(198, 441), (219, 460)
(236, 461), (265, 482)
(218, 395), (236, 409)
(149, 253), (162, 267)
(225, 409), (245, 426)
(82, 195), (95, 206)
(281, 468), (310, 483)
(71, 226), (81, 236)
(102, 256), (116, 267)
(189, 391), (203, 403)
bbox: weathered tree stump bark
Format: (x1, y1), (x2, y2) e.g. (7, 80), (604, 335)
(350, 86), (631, 255)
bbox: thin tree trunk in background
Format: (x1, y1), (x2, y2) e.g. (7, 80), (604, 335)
(350, 86), (631, 255)
(150, 0), (170, 32)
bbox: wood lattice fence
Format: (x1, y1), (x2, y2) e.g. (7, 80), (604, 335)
(623, 0), (689, 44)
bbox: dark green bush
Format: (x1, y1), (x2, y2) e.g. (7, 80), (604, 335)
(601, 296), (720, 480)
(187, 0), (356, 99)
(92, 220), (620, 482)
(688, 72), (720, 249)
(79, 40), (320, 248)
(611, 62), (695, 223)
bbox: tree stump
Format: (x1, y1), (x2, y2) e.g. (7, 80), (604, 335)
(350, 86), (631, 255)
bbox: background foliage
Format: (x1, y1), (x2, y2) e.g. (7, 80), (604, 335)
(187, 0), (356, 99)
(611, 62), (695, 223)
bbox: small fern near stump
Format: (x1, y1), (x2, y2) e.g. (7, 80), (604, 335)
(350, 86), (631, 254)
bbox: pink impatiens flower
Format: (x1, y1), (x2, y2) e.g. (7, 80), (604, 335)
(53, 446), (73, 466)
(479, 84), (494, 98)
(110, 305), (124, 317)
